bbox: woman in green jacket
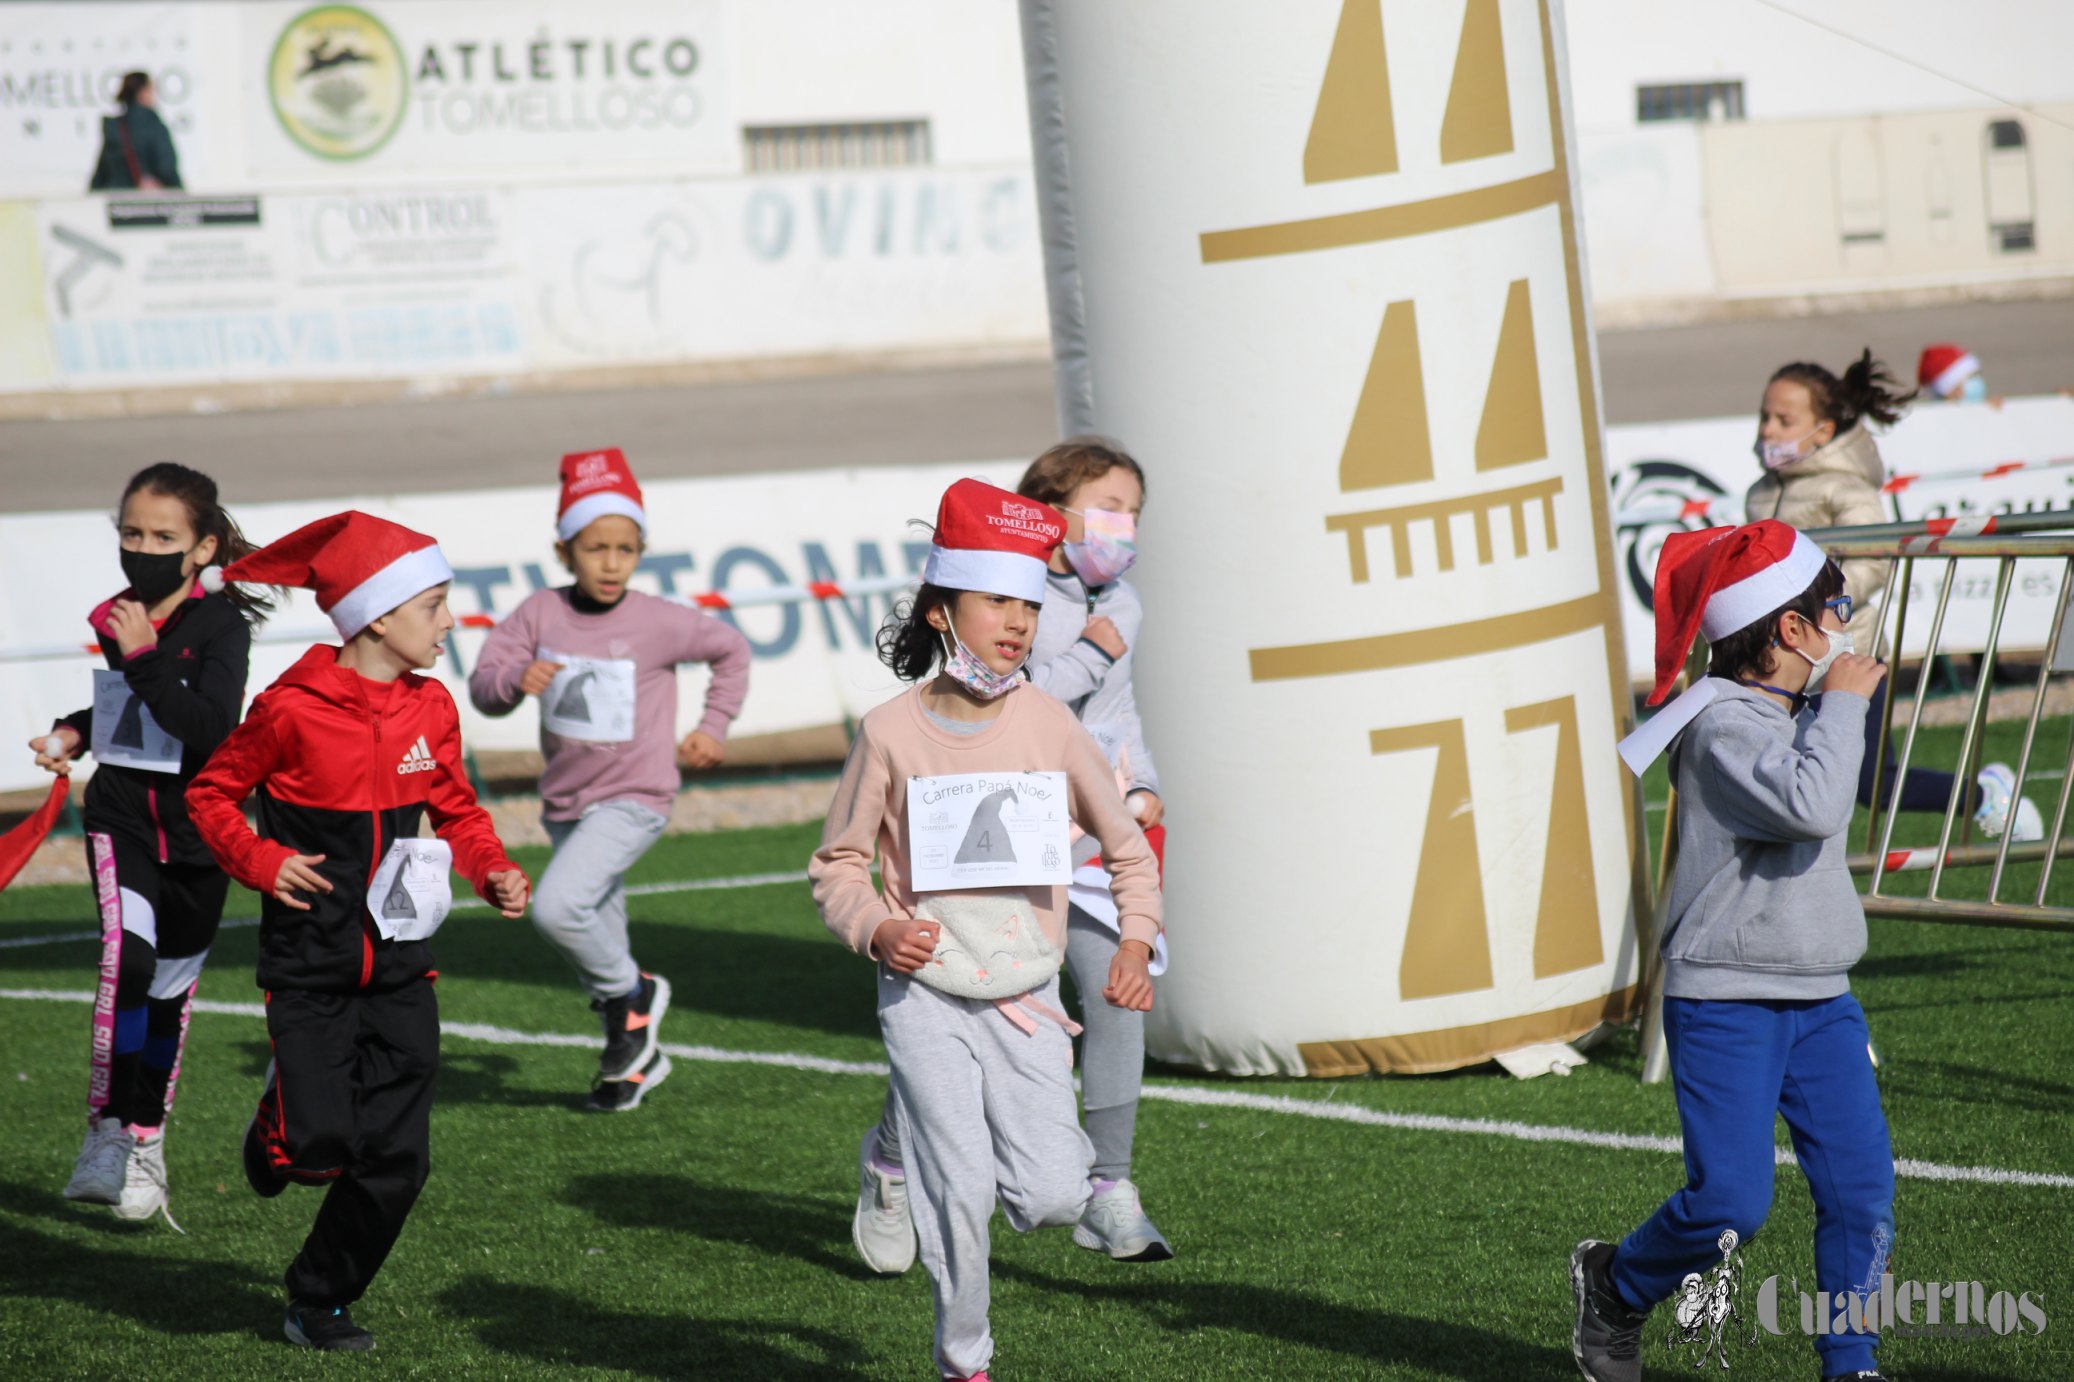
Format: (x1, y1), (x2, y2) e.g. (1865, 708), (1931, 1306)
(90, 72), (182, 191)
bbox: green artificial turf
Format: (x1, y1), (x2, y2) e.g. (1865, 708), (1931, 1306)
(2, 723), (2070, 1378)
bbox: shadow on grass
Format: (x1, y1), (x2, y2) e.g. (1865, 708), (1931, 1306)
(563, 1172), (879, 1283)
(994, 1258), (1576, 1381)
(0, 1184), (277, 1337)
(438, 1275), (875, 1381)
(427, 921), (880, 1044)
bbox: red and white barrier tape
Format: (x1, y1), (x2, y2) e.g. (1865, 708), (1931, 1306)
(1884, 455), (2074, 494)
(0, 573), (919, 663)
(1613, 457), (2074, 529)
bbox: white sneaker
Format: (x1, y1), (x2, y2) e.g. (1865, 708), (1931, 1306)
(62, 1116), (131, 1205)
(851, 1126), (916, 1275)
(1073, 1177), (1174, 1262)
(1975, 763), (2045, 842)
(114, 1129), (181, 1231)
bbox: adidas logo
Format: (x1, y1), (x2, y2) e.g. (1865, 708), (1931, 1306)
(396, 736), (439, 775)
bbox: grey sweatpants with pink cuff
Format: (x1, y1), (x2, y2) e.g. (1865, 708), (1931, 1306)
(879, 966), (1093, 1380)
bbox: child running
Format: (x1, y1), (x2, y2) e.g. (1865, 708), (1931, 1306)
(189, 512), (529, 1352)
(35, 463), (269, 1226)
(849, 439), (1174, 1273)
(1582, 520), (1896, 1382)
(469, 448), (751, 1110)
(1748, 349), (2039, 838)
(811, 479), (1163, 1382)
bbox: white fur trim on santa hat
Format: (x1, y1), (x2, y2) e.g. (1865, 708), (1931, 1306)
(326, 543), (455, 638)
(1698, 529), (1827, 642)
(1930, 351), (1980, 399)
(558, 491), (647, 542)
(924, 545), (1049, 604)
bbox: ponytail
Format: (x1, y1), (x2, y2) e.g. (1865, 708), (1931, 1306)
(875, 582), (955, 683)
(1770, 348), (1915, 436)
(119, 462), (277, 625)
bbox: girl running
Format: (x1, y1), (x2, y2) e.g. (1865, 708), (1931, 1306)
(811, 478), (1163, 1382)
(1748, 350), (2040, 839)
(33, 462), (270, 1225)
(469, 449), (750, 1110)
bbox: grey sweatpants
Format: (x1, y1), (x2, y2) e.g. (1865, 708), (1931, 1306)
(533, 801), (668, 1002)
(879, 967), (1093, 1379)
(878, 905), (1147, 1181)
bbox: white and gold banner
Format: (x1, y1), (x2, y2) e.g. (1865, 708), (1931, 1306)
(1023, 0), (1646, 1075)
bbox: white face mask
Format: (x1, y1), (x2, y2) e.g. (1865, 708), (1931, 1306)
(1796, 623), (1853, 694)
(1755, 428), (1823, 471)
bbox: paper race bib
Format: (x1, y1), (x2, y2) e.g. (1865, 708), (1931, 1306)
(907, 771), (1073, 892)
(90, 668), (183, 772)
(365, 838), (454, 943)
(538, 648), (637, 743)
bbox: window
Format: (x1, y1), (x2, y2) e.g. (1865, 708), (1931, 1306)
(743, 120), (933, 173)
(1636, 81), (1745, 124)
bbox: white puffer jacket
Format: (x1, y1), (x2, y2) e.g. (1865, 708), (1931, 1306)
(1744, 422), (1892, 627)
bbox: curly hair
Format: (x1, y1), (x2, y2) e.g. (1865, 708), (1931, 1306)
(876, 582), (958, 683)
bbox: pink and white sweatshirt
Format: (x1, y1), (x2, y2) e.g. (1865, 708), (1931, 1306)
(469, 588), (751, 822)
(810, 684), (1163, 959)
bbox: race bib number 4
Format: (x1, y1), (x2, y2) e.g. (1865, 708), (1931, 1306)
(365, 838), (455, 943)
(538, 649), (637, 743)
(906, 771), (1073, 892)
(90, 668), (183, 772)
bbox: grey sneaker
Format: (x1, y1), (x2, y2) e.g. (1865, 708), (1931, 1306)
(1571, 1239), (1646, 1382)
(1072, 1178), (1174, 1262)
(113, 1129), (180, 1228)
(63, 1116), (131, 1206)
(851, 1125), (916, 1275)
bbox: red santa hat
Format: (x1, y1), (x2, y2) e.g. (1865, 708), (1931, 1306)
(201, 510), (454, 638)
(558, 447), (646, 541)
(922, 478), (1066, 603)
(1617, 519), (1828, 774)
(1916, 343), (1979, 400)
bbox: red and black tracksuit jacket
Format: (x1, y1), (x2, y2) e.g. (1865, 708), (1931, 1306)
(187, 644), (523, 1307)
(187, 642), (520, 993)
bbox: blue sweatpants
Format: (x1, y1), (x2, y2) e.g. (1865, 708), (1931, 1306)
(1611, 993), (1895, 1378)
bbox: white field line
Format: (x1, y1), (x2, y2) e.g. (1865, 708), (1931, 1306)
(1, 986), (2067, 1191)
(0, 869), (812, 951)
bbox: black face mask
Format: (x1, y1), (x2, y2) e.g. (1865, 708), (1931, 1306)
(120, 547), (194, 604)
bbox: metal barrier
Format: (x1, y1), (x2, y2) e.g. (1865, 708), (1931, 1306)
(1637, 509), (2074, 1082)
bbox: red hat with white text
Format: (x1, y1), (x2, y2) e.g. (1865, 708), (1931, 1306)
(922, 479), (1066, 604)
(557, 448), (646, 542)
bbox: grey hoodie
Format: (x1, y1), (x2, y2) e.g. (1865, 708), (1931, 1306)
(1027, 569), (1159, 795)
(1659, 681), (1870, 1001)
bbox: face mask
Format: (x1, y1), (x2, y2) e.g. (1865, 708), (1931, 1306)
(1960, 375), (1989, 403)
(939, 616), (1024, 700)
(1795, 621), (1853, 694)
(1755, 428), (1822, 471)
(1062, 507), (1138, 586)
(120, 546), (194, 604)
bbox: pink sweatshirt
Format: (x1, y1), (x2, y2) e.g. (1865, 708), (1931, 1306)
(469, 588), (751, 822)
(810, 684), (1163, 959)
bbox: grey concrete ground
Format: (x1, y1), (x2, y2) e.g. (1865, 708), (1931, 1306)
(1, 297), (2068, 512)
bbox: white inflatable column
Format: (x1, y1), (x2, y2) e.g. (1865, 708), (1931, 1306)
(1022, 0), (1648, 1075)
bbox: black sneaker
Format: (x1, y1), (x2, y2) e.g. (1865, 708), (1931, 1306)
(1571, 1240), (1646, 1382)
(592, 971), (670, 1082)
(284, 1300), (375, 1351)
(243, 1063), (286, 1199)
(586, 1049), (672, 1113)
